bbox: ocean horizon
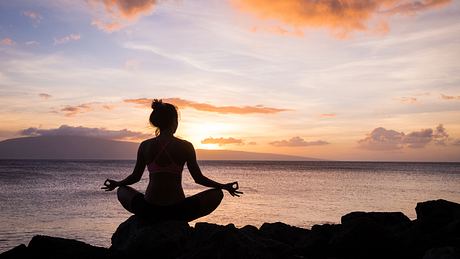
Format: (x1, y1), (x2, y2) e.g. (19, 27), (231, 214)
(1, 159), (459, 252)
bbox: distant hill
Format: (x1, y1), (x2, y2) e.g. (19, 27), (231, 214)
(0, 136), (319, 161)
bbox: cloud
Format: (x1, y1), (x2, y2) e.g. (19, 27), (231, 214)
(201, 137), (244, 146)
(38, 93), (52, 99)
(441, 94), (460, 100)
(88, 0), (159, 32)
(320, 113), (336, 118)
(270, 136), (329, 147)
(54, 34), (81, 45)
(1, 38), (15, 46)
(358, 124), (450, 150)
(22, 10), (43, 25)
(384, 0), (451, 14)
(58, 102), (114, 116)
(232, 0), (452, 38)
(91, 19), (124, 32)
(25, 41), (40, 46)
(396, 96), (418, 104)
(124, 97), (290, 114)
(19, 125), (150, 141)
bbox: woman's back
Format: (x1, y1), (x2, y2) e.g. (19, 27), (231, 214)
(143, 136), (189, 205)
(102, 98), (242, 222)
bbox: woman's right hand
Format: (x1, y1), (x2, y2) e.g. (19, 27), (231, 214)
(223, 182), (243, 197)
(101, 179), (119, 192)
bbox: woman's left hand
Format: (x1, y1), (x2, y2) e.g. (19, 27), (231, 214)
(101, 179), (119, 192)
(223, 181), (243, 197)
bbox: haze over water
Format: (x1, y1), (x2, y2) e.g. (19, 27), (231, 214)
(1, 159), (459, 252)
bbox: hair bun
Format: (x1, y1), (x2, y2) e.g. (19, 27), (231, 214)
(151, 99), (163, 110)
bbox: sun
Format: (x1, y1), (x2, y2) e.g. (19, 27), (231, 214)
(180, 121), (236, 150)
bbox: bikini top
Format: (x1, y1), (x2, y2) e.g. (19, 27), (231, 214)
(147, 139), (184, 175)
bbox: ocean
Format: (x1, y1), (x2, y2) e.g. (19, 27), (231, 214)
(0, 160), (459, 252)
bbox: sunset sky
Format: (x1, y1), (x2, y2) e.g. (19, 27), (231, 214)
(1, 0), (459, 161)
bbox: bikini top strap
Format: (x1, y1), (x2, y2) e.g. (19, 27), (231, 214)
(153, 139), (174, 163)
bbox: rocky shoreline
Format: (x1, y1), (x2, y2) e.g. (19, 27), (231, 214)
(1, 199), (459, 259)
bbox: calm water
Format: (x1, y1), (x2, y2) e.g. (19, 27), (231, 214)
(0, 160), (459, 252)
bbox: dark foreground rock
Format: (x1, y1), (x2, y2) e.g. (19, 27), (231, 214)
(2, 199), (459, 259)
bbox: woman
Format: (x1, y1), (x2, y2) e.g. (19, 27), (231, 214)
(102, 99), (242, 222)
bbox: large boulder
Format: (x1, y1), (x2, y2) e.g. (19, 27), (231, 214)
(258, 222), (310, 246)
(111, 215), (191, 258)
(416, 199), (460, 228)
(182, 222), (293, 259)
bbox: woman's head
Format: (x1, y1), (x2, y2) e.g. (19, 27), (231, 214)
(149, 99), (178, 136)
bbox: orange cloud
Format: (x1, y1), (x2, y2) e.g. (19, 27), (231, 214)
(270, 136), (329, 147)
(232, 0), (452, 38)
(124, 97), (290, 114)
(1, 38), (15, 46)
(441, 94), (460, 100)
(320, 113), (336, 118)
(88, 0), (159, 32)
(396, 97), (418, 104)
(60, 103), (93, 116)
(201, 137), (244, 146)
(58, 102), (116, 116)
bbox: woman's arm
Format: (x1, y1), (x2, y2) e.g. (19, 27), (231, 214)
(186, 142), (242, 196)
(102, 141), (147, 191)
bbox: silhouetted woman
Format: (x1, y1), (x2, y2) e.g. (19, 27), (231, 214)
(102, 99), (242, 222)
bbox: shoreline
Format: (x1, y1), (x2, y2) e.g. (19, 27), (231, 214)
(2, 199), (459, 259)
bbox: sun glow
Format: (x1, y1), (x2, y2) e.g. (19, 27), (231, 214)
(182, 121), (240, 149)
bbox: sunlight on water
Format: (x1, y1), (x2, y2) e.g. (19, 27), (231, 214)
(0, 160), (459, 252)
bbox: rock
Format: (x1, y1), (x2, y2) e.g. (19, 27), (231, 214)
(0, 244), (29, 259)
(341, 211), (412, 232)
(28, 235), (109, 259)
(182, 222), (293, 259)
(111, 215), (191, 258)
(296, 223), (341, 258)
(416, 199), (460, 229)
(331, 217), (401, 259)
(423, 246), (460, 259)
(259, 222), (310, 246)
(2, 199), (460, 259)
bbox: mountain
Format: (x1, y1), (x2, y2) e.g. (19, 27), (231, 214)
(0, 136), (319, 161)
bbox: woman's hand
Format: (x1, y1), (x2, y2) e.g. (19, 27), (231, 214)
(101, 179), (119, 192)
(222, 181), (243, 197)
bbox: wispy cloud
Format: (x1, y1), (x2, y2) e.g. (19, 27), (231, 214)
(58, 102), (113, 116)
(20, 125), (150, 141)
(358, 124), (450, 150)
(384, 0), (451, 14)
(25, 41), (40, 46)
(1, 38), (15, 46)
(270, 136), (329, 147)
(124, 97), (290, 114)
(396, 97), (418, 104)
(441, 94), (460, 100)
(22, 10), (43, 26)
(38, 93), (52, 100)
(88, 0), (160, 32)
(124, 43), (242, 75)
(54, 33), (81, 45)
(232, 0), (452, 38)
(201, 137), (244, 146)
(320, 113), (336, 118)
